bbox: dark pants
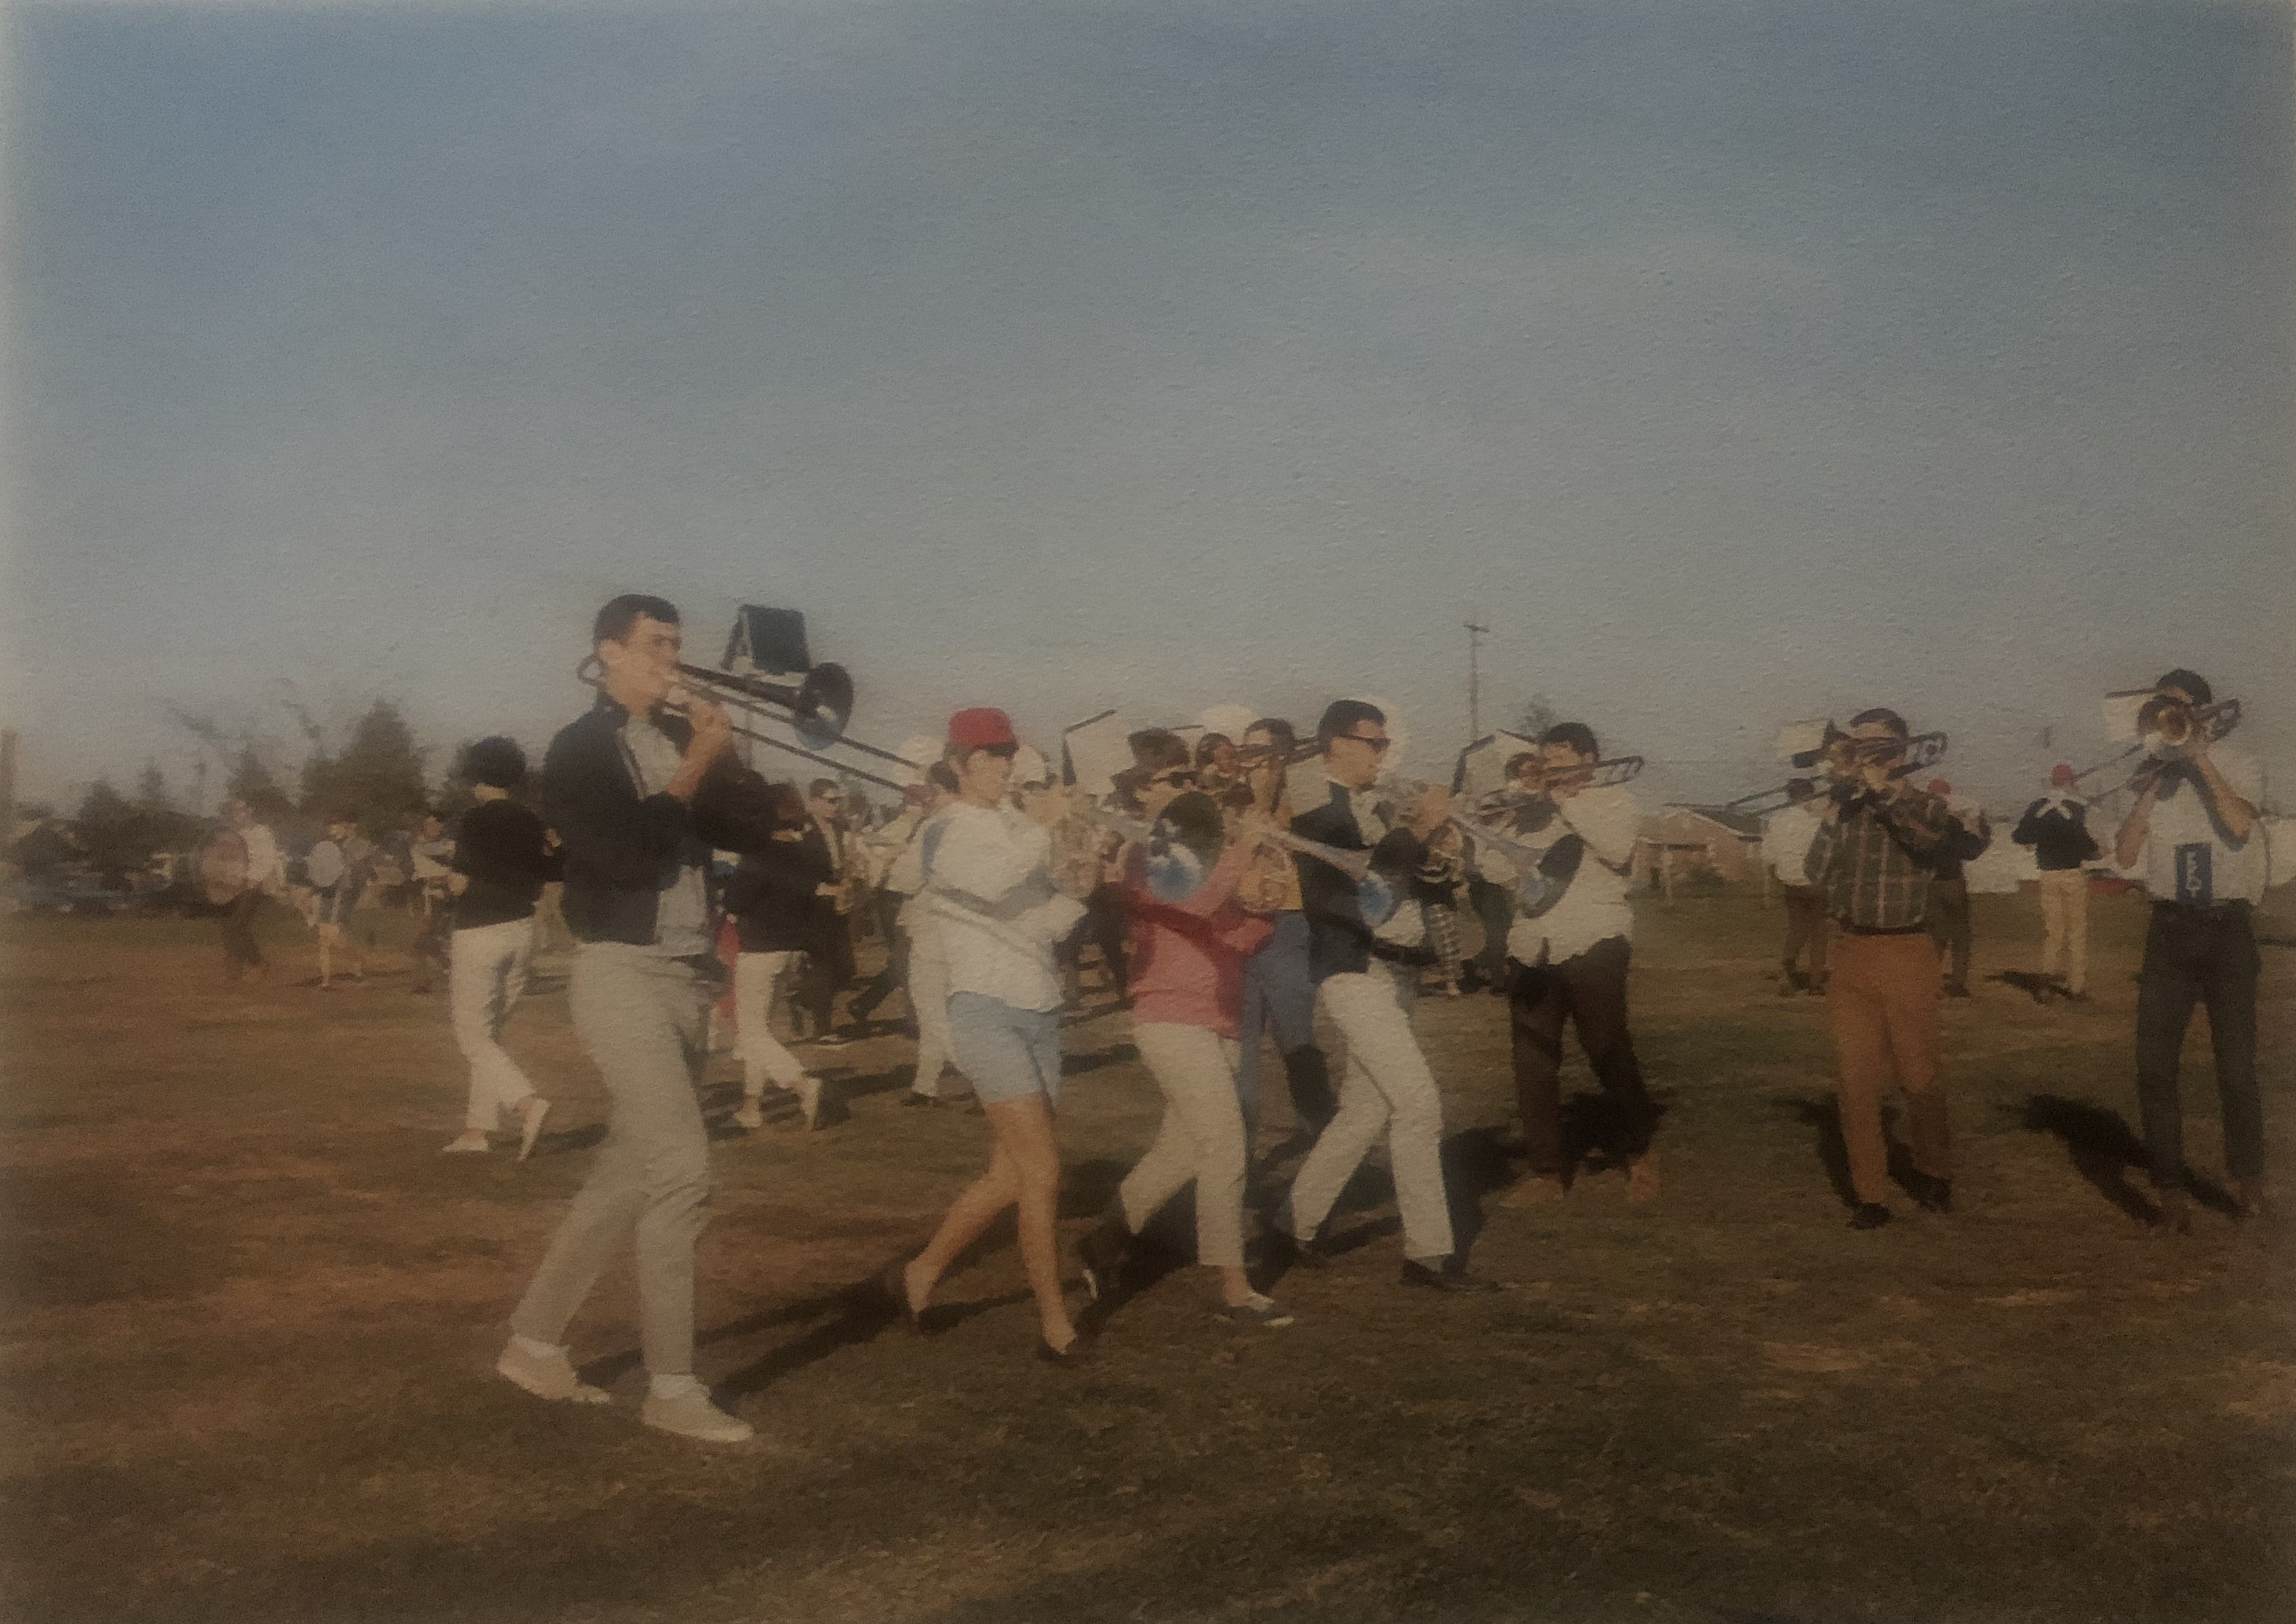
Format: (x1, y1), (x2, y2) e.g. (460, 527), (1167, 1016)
(1509, 936), (1656, 1177)
(799, 915), (857, 1034)
(2136, 902), (2263, 1188)
(1468, 877), (1513, 988)
(1927, 878), (1972, 989)
(847, 890), (907, 1021)
(221, 891), (267, 973)
(1060, 886), (1128, 993)
(1779, 884), (1829, 986)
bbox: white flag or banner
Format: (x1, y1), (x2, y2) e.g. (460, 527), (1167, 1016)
(2102, 689), (2154, 743)
(1453, 730), (1541, 806)
(1774, 718), (1831, 764)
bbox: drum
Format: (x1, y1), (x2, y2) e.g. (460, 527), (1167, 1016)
(194, 828), (250, 907)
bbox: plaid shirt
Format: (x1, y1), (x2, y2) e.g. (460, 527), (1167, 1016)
(1804, 786), (1954, 929)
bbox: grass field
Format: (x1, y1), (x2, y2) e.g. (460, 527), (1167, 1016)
(3, 888), (2293, 1623)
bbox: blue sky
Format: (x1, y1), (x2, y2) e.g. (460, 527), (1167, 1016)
(5, 0), (2291, 815)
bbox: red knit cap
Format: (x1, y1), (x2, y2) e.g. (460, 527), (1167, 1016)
(2050, 764), (2075, 787)
(1927, 779), (1951, 796)
(946, 708), (1018, 749)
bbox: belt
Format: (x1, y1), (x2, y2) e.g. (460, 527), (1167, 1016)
(2151, 899), (2251, 918)
(1833, 921), (1929, 937)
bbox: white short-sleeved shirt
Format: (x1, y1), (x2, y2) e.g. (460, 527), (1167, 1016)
(1762, 802), (1824, 886)
(2141, 745), (2267, 907)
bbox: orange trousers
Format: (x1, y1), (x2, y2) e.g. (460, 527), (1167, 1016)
(1826, 931), (1948, 1205)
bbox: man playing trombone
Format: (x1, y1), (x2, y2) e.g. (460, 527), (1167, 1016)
(2112, 669), (2268, 1230)
(1491, 724), (1658, 1207)
(1270, 700), (1496, 1291)
(1803, 709), (1958, 1230)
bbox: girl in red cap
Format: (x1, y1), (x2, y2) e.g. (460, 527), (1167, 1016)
(888, 708), (1102, 1364)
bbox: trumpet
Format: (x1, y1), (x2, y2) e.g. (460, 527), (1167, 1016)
(1724, 731), (1948, 818)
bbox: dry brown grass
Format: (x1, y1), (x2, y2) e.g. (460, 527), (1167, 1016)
(3, 889), (2292, 1623)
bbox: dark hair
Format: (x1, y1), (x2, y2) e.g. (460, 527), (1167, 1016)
(807, 779), (841, 799)
(592, 594), (680, 646)
(2156, 669), (2213, 706)
(1245, 718), (1297, 751)
(1155, 792), (1225, 864)
(946, 740), (1019, 769)
(1786, 778), (1815, 802)
(926, 762), (959, 794)
(460, 735), (528, 790)
(763, 783), (807, 830)
(1539, 722), (1599, 759)
(1316, 699), (1385, 750)
(1847, 708), (1909, 739)
(1505, 751), (1540, 780)
(1127, 728), (1192, 773)
(1194, 733), (1234, 770)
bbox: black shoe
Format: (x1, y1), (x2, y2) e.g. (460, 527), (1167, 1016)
(1912, 1176), (1952, 1215)
(1265, 1229), (1331, 1271)
(898, 1092), (943, 1109)
(883, 1260), (926, 1336)
(1035, 1333), (1098, 1369)
(1076, 1216), (1131, 1304)
(1400, 1257), (1502, 1293)
(1848, 1203), (1893, 1230)
(1942, 982), (1972, 999)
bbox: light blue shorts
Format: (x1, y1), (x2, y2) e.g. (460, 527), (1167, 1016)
(946, 993), (1063, 1107)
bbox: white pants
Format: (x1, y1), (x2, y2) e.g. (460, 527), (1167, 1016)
(1121, 1024), (1248, 1269)
(734, 950), (810, 1098)
(1284, 961), (1455, 1263)
(909, 929), (956, 1098)
(2038, 869), (2089, 995)
(451, 919), (539, 1132)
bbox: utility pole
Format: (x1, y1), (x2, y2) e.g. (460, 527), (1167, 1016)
(1465, 622), (1489, 744)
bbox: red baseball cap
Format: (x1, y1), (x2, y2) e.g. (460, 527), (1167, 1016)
(946, 707), (1018, 749)
(2050, 763), (2075, 787)
(1927, 779), (1951, 796)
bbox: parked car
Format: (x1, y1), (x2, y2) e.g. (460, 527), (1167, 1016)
(3, 869), (136, 916)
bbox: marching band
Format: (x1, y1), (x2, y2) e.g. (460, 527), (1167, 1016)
(192, 607), (2277, 1445)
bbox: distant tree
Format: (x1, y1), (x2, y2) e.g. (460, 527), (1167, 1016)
(304, 700), (428, 837)
(226, 748), (295, 824)
(72, 779), (152, 881)
(1514, 694), (1561, 742)
(134, 762), (201, 856)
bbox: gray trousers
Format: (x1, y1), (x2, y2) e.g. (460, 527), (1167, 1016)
(511, 947), (715, 1376)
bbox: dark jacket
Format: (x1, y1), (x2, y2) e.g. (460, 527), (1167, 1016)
(721, 836), (834, 954)
(1291, 777), (1434, 983)
(451, 799), (564, 930)
(2012, 799), (2100, 872)
(541, 695), (780, 948)
(1927, 809), (1992, 887)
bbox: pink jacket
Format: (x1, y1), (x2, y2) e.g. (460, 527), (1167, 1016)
(1121, 842), (1275, 1038)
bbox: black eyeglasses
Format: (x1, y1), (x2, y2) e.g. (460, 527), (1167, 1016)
(1338, 733), (1391, 754)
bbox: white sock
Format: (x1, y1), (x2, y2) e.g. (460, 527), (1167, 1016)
(649, 1372), (705, 1401)
(512, 1334), (565, 1362)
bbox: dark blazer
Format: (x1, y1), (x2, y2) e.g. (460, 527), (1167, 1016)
(721, 836), (834, 954)
(2012, 799), (2100, 871)
(1290, 776), (1434, 983)
(541, 694), (779, 948)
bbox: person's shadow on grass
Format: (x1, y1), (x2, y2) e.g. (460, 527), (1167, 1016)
(2010, 1093), (2238, 1224)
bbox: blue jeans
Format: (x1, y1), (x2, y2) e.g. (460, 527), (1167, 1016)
(948, 993), (1063, 1107)
(1236, 912), (1320, 1129)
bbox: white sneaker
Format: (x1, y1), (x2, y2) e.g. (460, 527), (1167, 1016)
(516, 1097), (552, 1162)
(496, 1340), (611, 1404)
(733, 1098), (765, 1132)
(442, 1131), (492, 1155)
(640, 1389), (755, 1444)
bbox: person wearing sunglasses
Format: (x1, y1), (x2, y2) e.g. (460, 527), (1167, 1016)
(1270, 700), (1496, 1292)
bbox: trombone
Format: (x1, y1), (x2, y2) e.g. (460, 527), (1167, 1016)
(1475, 755), (1644, 811)
(1723, 731), (1948, 818)
(575, 631), (918, 794)
(2073, 696), (2242, 799)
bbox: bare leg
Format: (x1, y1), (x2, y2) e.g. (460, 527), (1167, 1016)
(991, 1094), (1078, 1350)
(905, 1137), (1021, 1309)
